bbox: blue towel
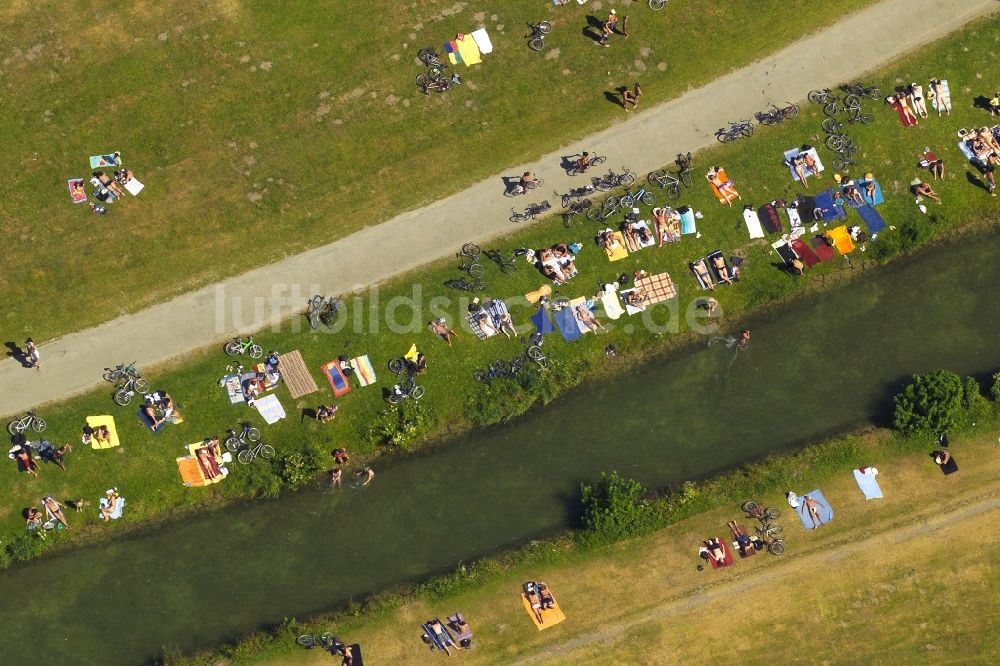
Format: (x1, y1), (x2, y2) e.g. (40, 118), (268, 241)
(554, 308), (582, 342)
(531, 307), (555, 335)
(136, 408), (165, 433)
(793, 489), (833, 529)
(861, 179), (884, 206)
(680, 208), (696, 235)
(814, 190), (846, 223)
(857, 205), (886, 233)
(99, 497), (126, 520)
(853, 469), (883, 500)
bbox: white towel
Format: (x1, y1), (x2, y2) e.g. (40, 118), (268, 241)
(470, 28), (493, 54)
(253, 394), (286, 425)
(124, 178), (144, 196)
(743, 209), (764, 239)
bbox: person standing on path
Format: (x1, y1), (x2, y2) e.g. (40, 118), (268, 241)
(25, 338), (40, 371)
(622, 83), (642, 112)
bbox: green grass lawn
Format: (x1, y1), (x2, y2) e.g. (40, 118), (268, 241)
(0, 0), (880, 341)
(3, 12), (999, 567)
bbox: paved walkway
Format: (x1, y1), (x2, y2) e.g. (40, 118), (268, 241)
(2, 0), (995, 416)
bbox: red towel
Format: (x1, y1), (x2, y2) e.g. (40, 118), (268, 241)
(810, 236), (835, 261)
(791, 238), (822, 267)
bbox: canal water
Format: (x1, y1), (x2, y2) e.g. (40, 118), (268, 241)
(4, 230), (999, 665)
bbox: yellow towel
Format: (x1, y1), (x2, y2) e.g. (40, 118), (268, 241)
(456, 35), (481, 66)
(827, 225), (855, 254)
(521, 594), (567, 631)
(605, 231), (629, 262)
(86, 415), (120, 449)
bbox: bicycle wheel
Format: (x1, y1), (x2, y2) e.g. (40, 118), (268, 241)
(528, 37), (545, 51)
(30, 417), (46, 433)
(133, 377), (150, 394)
(113, 390), (133, 406)
(821, 117), (843, 134)
(763, 507), (780, 521)
(249, 344), (263, 359)
(467, 263), (486, 279)
(472, 369), (489, 384)
(410, 385), (426, 400)
(783, 104), (799, 119)
(399, 375), (416, 392)
(648, 0), (667, 9)
(527, 345), (544, 361)
(741, 501), (759, 514)
(825, 134), (846, 152)
(855, 112), (874, 124)
(509, 212), (527, 223)
(619, 195), (634, 208)
(716, 130), (735, 144)
(640, 191), (656, 206)
(388, 358), (404, 375)
(833, 157), (854, 170)
(844, 94), (861, 111)
(417, 48), (436, 64)
(225, 436), (242, 453)
(259, 444), (275, 460)
(536, 21), (552, 34)
(764, 523), (784, 535)
(224, 341), (242, 356)
(428, 63), (446, 78)
(591, 156), (607, 167)
(103, 370), (119, 383)
(491, 359), (511, 375)
(822, 100), (840, 116)
(767, 540), (785, 555)
(740, 123), (754, 137)
(298, 635), (316, 648)
(237, 449), (255, 465)
(647, 171), (666, 189)
(680, 170), (693, 188)
(388, 391), (404, 404)
(8, 420), (21, 435)
(461, 242), (481, 258)
(586, 207), (603, 222)
(619, 172), (636, 187)
(500, 259), (516, 274)
(246, 427), (261, 442)
(666, 182), (681, 200)
(807, 89), (825, 104)
(415, 73), (429, 90)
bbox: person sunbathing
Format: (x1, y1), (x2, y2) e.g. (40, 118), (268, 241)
(864, 177), (879, 201)
(911, 178), (941, 204)
(12, 444), (39, 477)
(26, 507), (43, 530)
(575, 305), (606, 332)
(652, 208), (676, 245)
(703, 538), (726, 565)
(802, 149), (819, 174)
(524, 588), (545, 624)
(728, 521), (756, 556)
(43, 496), (70, 529)
(707, 167), (741, 206)
(689, 259), (715, 290)
(909, 82), (929, 118)
(141, 403), (165, 430)
(95, 425), (112, 446)
(969, 136), (991, 160)
(93, 171), (126, 198)
(711, 255), (734, 284)
(843, 184), (864, 206)
(81, 425), (94, 446)
(427, 619), (455, 655)
(538, 583), (556, 610)
(893, 94), (918, 125)
(978, 127), (1000, 155)
(801, 494), (827, 528)
(620, 221), (641, 251)
(598, 230), (621, 251)
(341, 645), (355, 666)
(244, 374), (266, 400)
(623, 289), (647, 309)
(99, 488), (122, 521)
(429, 318), (458, 346)
(197, 447), (221, 480)
(497, 313), (517, 339)
(790, 154), (810, 188)
(114, 168), (134, 185)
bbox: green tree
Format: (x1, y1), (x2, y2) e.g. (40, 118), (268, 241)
(578, 472), (663, 547)
(892, 370), (964, 435)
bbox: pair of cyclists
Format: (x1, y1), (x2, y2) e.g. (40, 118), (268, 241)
(510, 151), (598, 196)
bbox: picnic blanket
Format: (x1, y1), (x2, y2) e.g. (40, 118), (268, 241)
(861, 179), (884, 206)
(706, 540), (734, 569)
(598, 284), (624, 320)
(470, 28), (493, 54)
(320, 360), (352, 397)
(826, 225), (855, 254)
(222, 374), (244, 404)
(743, 208), (765, 239)
(521, 593), (566, 631)
(531, 306), (556, 335)
(783, 147), (824, 181)
(708, 168), (739, 204)
(67, 178), (86, 204)
(554, 307), (583, 342)
(253, 394), (286, 425)
(277, 350), (318, 398)
(791, 238), (821, 267)
(124, 178), (144, 196)
(619, 289), (646, 315)
(772, 239), (797, 264)
(810, 236), (836, 261)
(86, 415), (120, 449)
(858, 205), (886, 234)
(689, 259), (712, 290)
(347, 355), (376, 386)
(89, 152), (122, 169)
(604, 231), (629, 261)
(468, 308), (498, 339)
(930, 79), (951, 112)
(853, 467), (883, 500)
(793, 489), (834, 529)
(634, 272), (676, 304)
(814, 190), (846, 223)
(679, 207), (697, 235)
(443, 40), (461, 65)
(136, 407), (166, 433)
(759, 202), (782, 234)
(486, 299), (512, 327)
(455, 33), (481, 66)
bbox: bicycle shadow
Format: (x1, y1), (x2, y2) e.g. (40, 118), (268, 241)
(501, 176), (522, 195)
(4, 342), (30, 368)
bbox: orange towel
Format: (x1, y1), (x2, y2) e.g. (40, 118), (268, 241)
(708, 168), (739, 204)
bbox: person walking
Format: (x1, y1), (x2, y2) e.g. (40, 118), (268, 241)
(598, 22), (612, 48)
(25, 338), (40, 371)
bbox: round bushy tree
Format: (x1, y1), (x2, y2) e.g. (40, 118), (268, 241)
(893, 370), (964, 435)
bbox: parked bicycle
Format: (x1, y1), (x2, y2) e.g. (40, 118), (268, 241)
(509, 200), (551, 223)
(526, 21), (552, 51)
(473, 359), (513, 385)
(224, 336), (263, 359)
(103, 362), (140, 383)
(238, 439), (275, 465)
(484, 248), (517, 274)
(562, 198), (594, 227)
(585, 196), (621, 222)
(445, 277), (485, 292)
(755, 526), (786, 555)
(555, 185), (596, 208)
(648, 0), (669, 9)
(715, 119), (754, 143)
(417, 47), (443, 67)
(389, 379), (425, 403)
(225, 421), (262, 453)
(832, 153), (860, 170)
(824, 133), (857, 154)
(297, 633), (344, 652)
(741, 501), (780, 525)
(648, 153), (693, 200)
(522, 333), (548, 368)
(307, 294), (341, 329)
(843, 81), (881, 99)
(113, 375), (151, 406)
(823, 94), (861, 117)
(592, 166), (636, 191)
(567, 154), (606, 176)
(619, 184), (656, 208)
(807, 88), (836, 105)
(8, 410), (46, 435)
(416, 71), (451, 94)
(755, 102), (799, 125)
(457, 243), (485, 279)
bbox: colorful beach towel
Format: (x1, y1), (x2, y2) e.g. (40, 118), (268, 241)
(470, 28), (493, 54)
(634, 272), (676, 304)
(679, 207), (697, 235)
(86, 415), (120, 449)
(222, 374), (244, 404)
(253, 394), (286, 425)
(744, 208), (765, 239)
(853, 467), (883, 500)
(89, 152), (122, 169)
(521, 592), (566, 631)
(455, 33), (481, 66)
(810, 236), (836, 261)
(320, 360), (351, 397)
(826, 225), (855, 254)
(554, 307), (583, 342)
(348, 355), (376, 386)
(783, 147), (824, 181)
(67, 178), (86, 204)
(604, 231), (629, 261)
(793, 489), (834, 529)
(791, 238), (821, 267)
(277, 350), (318, 398)
(444, 40), (462, 65)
